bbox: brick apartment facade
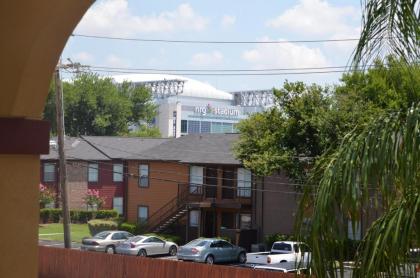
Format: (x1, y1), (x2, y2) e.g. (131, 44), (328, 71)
(123, 134), (254, 245)
(41, 134), (303, 246)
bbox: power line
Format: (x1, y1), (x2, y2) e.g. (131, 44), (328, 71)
(80, 68), (359, 76)
(72, 33), (383, 44)
(68, 159), (313, 196)
(89, 65), (368, 72)
(64, 154), (317, 188)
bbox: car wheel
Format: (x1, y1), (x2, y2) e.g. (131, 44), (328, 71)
(169, 246), (177, 256)
(238, 252), (246, 264)
(138, 249), (147, 257)
(205, 255), (214, 265)
(105, 246), (115, 254)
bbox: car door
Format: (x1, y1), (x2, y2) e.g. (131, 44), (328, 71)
(299, 244), (311, 266)
(219, 241), (236, 262)
(142, 237), (157, 255)
(209, 241), (223, 262)
(293, 244), (300, 263)
(151, 237), (167, 255)
(111, 232), (125, 246)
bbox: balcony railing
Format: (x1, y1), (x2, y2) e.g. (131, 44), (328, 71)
(179, 183), (252, 200)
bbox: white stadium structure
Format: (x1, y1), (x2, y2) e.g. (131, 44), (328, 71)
(112, 74), (274, 137)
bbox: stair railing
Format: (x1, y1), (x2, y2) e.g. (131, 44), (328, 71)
(145, 183), (205, 232)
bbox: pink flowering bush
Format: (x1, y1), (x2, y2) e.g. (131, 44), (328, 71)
(39, 184), (55, 208)
(83, 189), (105, 210)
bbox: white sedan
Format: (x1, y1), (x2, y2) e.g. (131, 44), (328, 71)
(116, 235), (178, 257)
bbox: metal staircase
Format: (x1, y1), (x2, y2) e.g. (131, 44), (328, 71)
(145, 183), (204, 233)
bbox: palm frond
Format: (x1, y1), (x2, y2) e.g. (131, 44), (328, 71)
(302, 104), (420, 277)
(352, 0), (420, 67)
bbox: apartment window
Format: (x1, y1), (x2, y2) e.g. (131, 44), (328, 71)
(189, 210), (200, 227)
(138, 206), (148, 223)
(239, 214), (252, 230)
(113, 197), (123, 215)
(88, 163), (98, 182)
(43, 163), (55, 182)
(189, 166), (203, 194)
(237, 168), (252, 197)
(181, 120), (188, 133)
(113, 164), (123, 182)
(139, 164), (149, 187)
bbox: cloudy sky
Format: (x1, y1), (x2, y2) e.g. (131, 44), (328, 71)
(63, 0), (362, 91)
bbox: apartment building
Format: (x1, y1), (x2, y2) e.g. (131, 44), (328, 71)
(122, 134), (254, 244)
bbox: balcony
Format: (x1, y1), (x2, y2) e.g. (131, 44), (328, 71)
(178, 183), (252, 207)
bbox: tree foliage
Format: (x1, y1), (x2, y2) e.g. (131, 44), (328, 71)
(43, 72), (158, 137)
(301, 103), (420, 278)
(300, 0), (419, 274)
(235, 57), (420, 182)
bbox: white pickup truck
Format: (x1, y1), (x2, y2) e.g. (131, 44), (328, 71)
(246, 241), (311, 265)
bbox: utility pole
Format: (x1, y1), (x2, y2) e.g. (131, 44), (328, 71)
(54, 63), (71, 248)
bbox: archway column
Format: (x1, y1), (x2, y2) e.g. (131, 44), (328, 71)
(0, 1), (93, 277)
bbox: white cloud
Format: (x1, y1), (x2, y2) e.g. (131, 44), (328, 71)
(266, 0), (359, 38)
(76, 0), (208, 36)
(190, 51), (224, 66)
(242, 37), (330, 69)
(105, 54), (129, 68)
(221, 15), (236, 28)
(70, 51), (94, 64)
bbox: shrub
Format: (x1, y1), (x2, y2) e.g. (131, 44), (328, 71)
(145, 233), (181, 244)
(39, 184), (56, 208)
(40, 209), (118, 223)
(83, 189), (105, 210)
(96, 210), (118, 219)
(88, 219), (118, 236)
(40, 208), (50, 223)
(39, 208), (61, 223)
(119, 222), (137, 234)
(264, 233), (296, 249)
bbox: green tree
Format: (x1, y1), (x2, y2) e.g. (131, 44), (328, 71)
(301, 0), (419, 276)
(43, 72), (158, 136)
(235, 58), (420, 183)
(128, 125), (161, 138)
(234, 82), (332, 181)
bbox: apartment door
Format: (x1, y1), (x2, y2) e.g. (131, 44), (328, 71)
(203, 210), (216, 238)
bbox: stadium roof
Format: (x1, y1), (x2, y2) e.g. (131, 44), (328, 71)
(111, 74), (233, 101)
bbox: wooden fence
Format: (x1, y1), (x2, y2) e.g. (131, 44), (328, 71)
(39, 246), (296, 278)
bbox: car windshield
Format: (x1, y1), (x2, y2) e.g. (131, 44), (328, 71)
(272, 243), (293, 252)
(185, 239), (208, 247)
(128, 236), (145, 243)
(93, 231), (111, 239)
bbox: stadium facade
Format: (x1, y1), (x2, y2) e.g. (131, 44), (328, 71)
(112, 74), (274, 137)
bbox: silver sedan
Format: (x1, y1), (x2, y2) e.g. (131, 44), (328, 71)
(116, 235), (178, 257)
(81, 231), (134, 254)
(177, 238), (247, 264)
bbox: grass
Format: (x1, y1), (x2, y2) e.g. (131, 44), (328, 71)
(38, 223), (90, 243)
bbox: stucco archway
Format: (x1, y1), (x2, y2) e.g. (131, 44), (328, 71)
(0, 1), (93, 277)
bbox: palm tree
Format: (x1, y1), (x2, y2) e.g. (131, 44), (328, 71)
(353, 0), (419, 67)
(300, 1), (419, 277)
